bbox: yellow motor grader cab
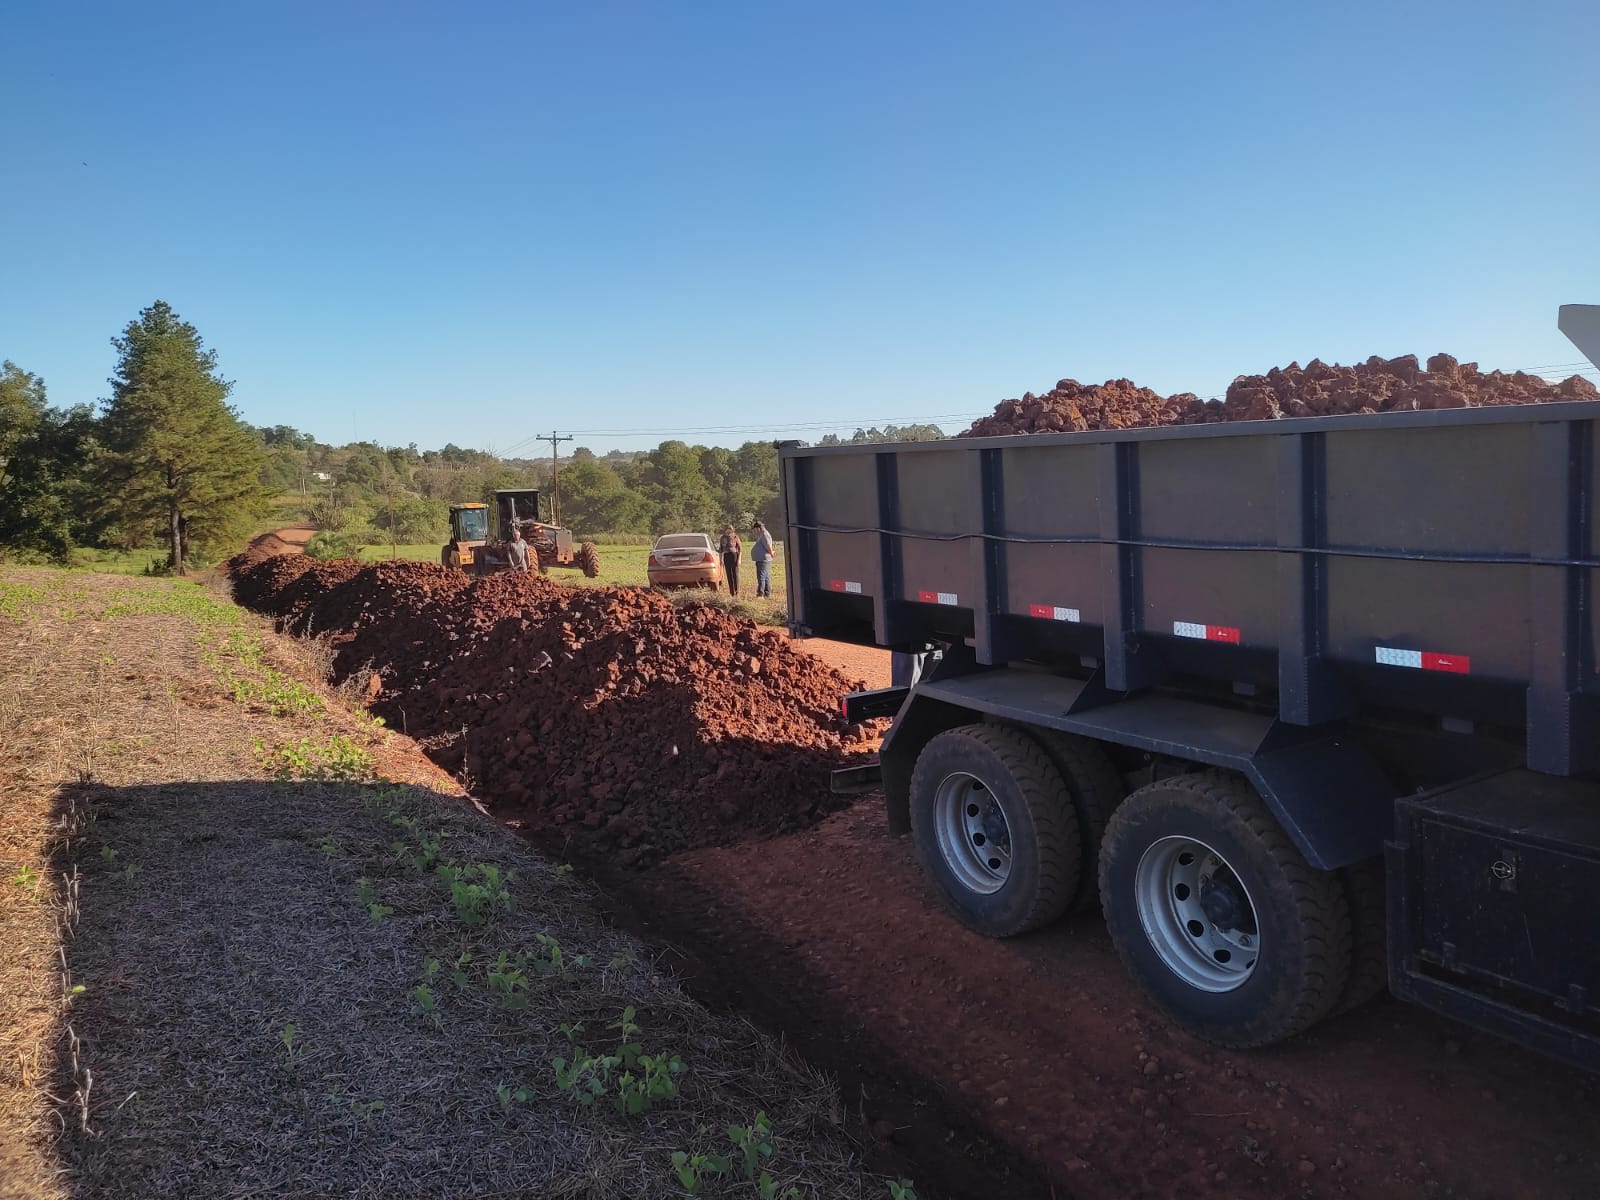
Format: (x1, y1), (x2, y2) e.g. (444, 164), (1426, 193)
(441, 502), (490, 568)
(442, 490), (600, 578)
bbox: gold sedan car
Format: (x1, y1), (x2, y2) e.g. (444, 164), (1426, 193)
(647, 532), (725, 590)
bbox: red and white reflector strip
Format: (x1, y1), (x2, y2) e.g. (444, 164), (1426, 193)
(828, 579), (863, 594)
(917, 590), (960, 606)
(1376, 646), (1471, 674)
(1173, 621), (1241, 644)
(1029, 604), (1082, 623)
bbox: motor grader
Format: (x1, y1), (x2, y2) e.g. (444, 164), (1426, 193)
(442, 489), (601, 578)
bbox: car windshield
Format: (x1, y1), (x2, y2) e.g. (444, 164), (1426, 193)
(456, 508), (488, 541)
(655, 534), (709, 550)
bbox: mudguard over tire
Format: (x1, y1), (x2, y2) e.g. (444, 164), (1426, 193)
(1098, 771), (1352, 1049)
(577, 542), (601, 578)
(909, 724), (1082, 937)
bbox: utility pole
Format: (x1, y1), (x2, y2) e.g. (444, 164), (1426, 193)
(541, 432), (572, 524)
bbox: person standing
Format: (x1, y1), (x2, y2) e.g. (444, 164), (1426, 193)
(506, 525), (530, 572)
(750, 520), (775, 598)
(719, 524), (742, 596)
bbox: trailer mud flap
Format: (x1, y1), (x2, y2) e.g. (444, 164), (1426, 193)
(830, 763), (883, 794)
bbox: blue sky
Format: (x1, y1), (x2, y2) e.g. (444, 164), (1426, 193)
(3, 0), (1597, 454)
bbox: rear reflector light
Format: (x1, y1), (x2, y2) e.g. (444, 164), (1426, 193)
(917, 590), (959, 606)
(1173, 621), (1241, 644)
(1376, 647), (1471, 674)
(703, 552), (716, 563)
(1029, 604), (1081, 622)
(829, 580), (864, 594)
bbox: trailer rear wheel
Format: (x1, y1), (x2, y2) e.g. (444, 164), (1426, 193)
(909, 724), (1081, 937)
(1098, 772), (1352, 1048)
(1008, 725), (1123, 913)
(1334, 858), (1388, 1014)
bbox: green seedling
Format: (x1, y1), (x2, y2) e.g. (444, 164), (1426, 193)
(757, 1175), (802, 1200)
(613, 1005), (643, 1067)
(728, 1111), (776, 1181)
(279, 1023), (301, 1063)
(486, 951), (530, 1011)
(615, 1052), (684, 1116)
(349, 1098), (385, 1121)
(534, 931), (592, 973)
(435, 861), (512, 927)
(888, 1181), (918, 1200)
(553, 1007), (684, 1117)
(410, 984), (439, 1022)
(98, 845), (118, 863)
(11, 865), (41, 891)
(670, 1150), (730, 1196)
(495, 1081), (533, 1114)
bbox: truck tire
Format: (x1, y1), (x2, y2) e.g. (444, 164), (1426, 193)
(1007, 725), (1123, 913)
(1334, 858), (1388, 1015)
(909, 724), (1082, 937)
(577, 542), (601, 578)
(1098, 771), (1352, 1048)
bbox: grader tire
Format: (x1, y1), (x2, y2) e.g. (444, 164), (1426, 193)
(578, 542), (601, 578)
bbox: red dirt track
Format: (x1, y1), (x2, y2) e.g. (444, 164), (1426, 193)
(230, 513), (1600, 1199)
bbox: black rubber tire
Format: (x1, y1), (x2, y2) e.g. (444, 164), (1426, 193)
(578, 542), (601, 578)
(441, 545), (453, 569)
(1008, 725), (1124, 913)
(909, 724), (1082, 937)
(1098, 771), (1352, 1049)
(1334, 857), (1388, 1014)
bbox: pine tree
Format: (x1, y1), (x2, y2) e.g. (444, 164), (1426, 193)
(100, 301), (266, 574)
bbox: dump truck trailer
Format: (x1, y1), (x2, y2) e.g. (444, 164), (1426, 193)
(780, 395), (1600, 1069)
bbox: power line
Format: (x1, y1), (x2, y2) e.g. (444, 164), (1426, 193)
(556, 412), (987, 437)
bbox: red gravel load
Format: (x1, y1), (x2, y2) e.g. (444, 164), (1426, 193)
(963, 354), (1597, 436)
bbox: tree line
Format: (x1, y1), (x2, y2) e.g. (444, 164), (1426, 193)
(2, 301), (945, 569)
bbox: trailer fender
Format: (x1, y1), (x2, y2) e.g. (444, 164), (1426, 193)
(905, 670), (1397, 869)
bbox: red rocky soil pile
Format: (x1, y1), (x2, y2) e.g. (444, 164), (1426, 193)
(963, 353), (1598, 436)
(963, 378), (1202, 436)
(226, 555), (876, 865)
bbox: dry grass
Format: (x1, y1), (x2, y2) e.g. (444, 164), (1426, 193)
(0, 567), (886, 1200)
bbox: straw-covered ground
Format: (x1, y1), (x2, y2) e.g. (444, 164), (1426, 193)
(0, 567), (898, 1200)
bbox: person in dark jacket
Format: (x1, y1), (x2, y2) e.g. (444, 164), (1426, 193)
(719, 525), (742, 596)
(750, 520), (775, 598)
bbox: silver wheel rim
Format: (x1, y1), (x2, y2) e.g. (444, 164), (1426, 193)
(1135, 835), (1260, 992)
(933, 772), (1012, 894)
